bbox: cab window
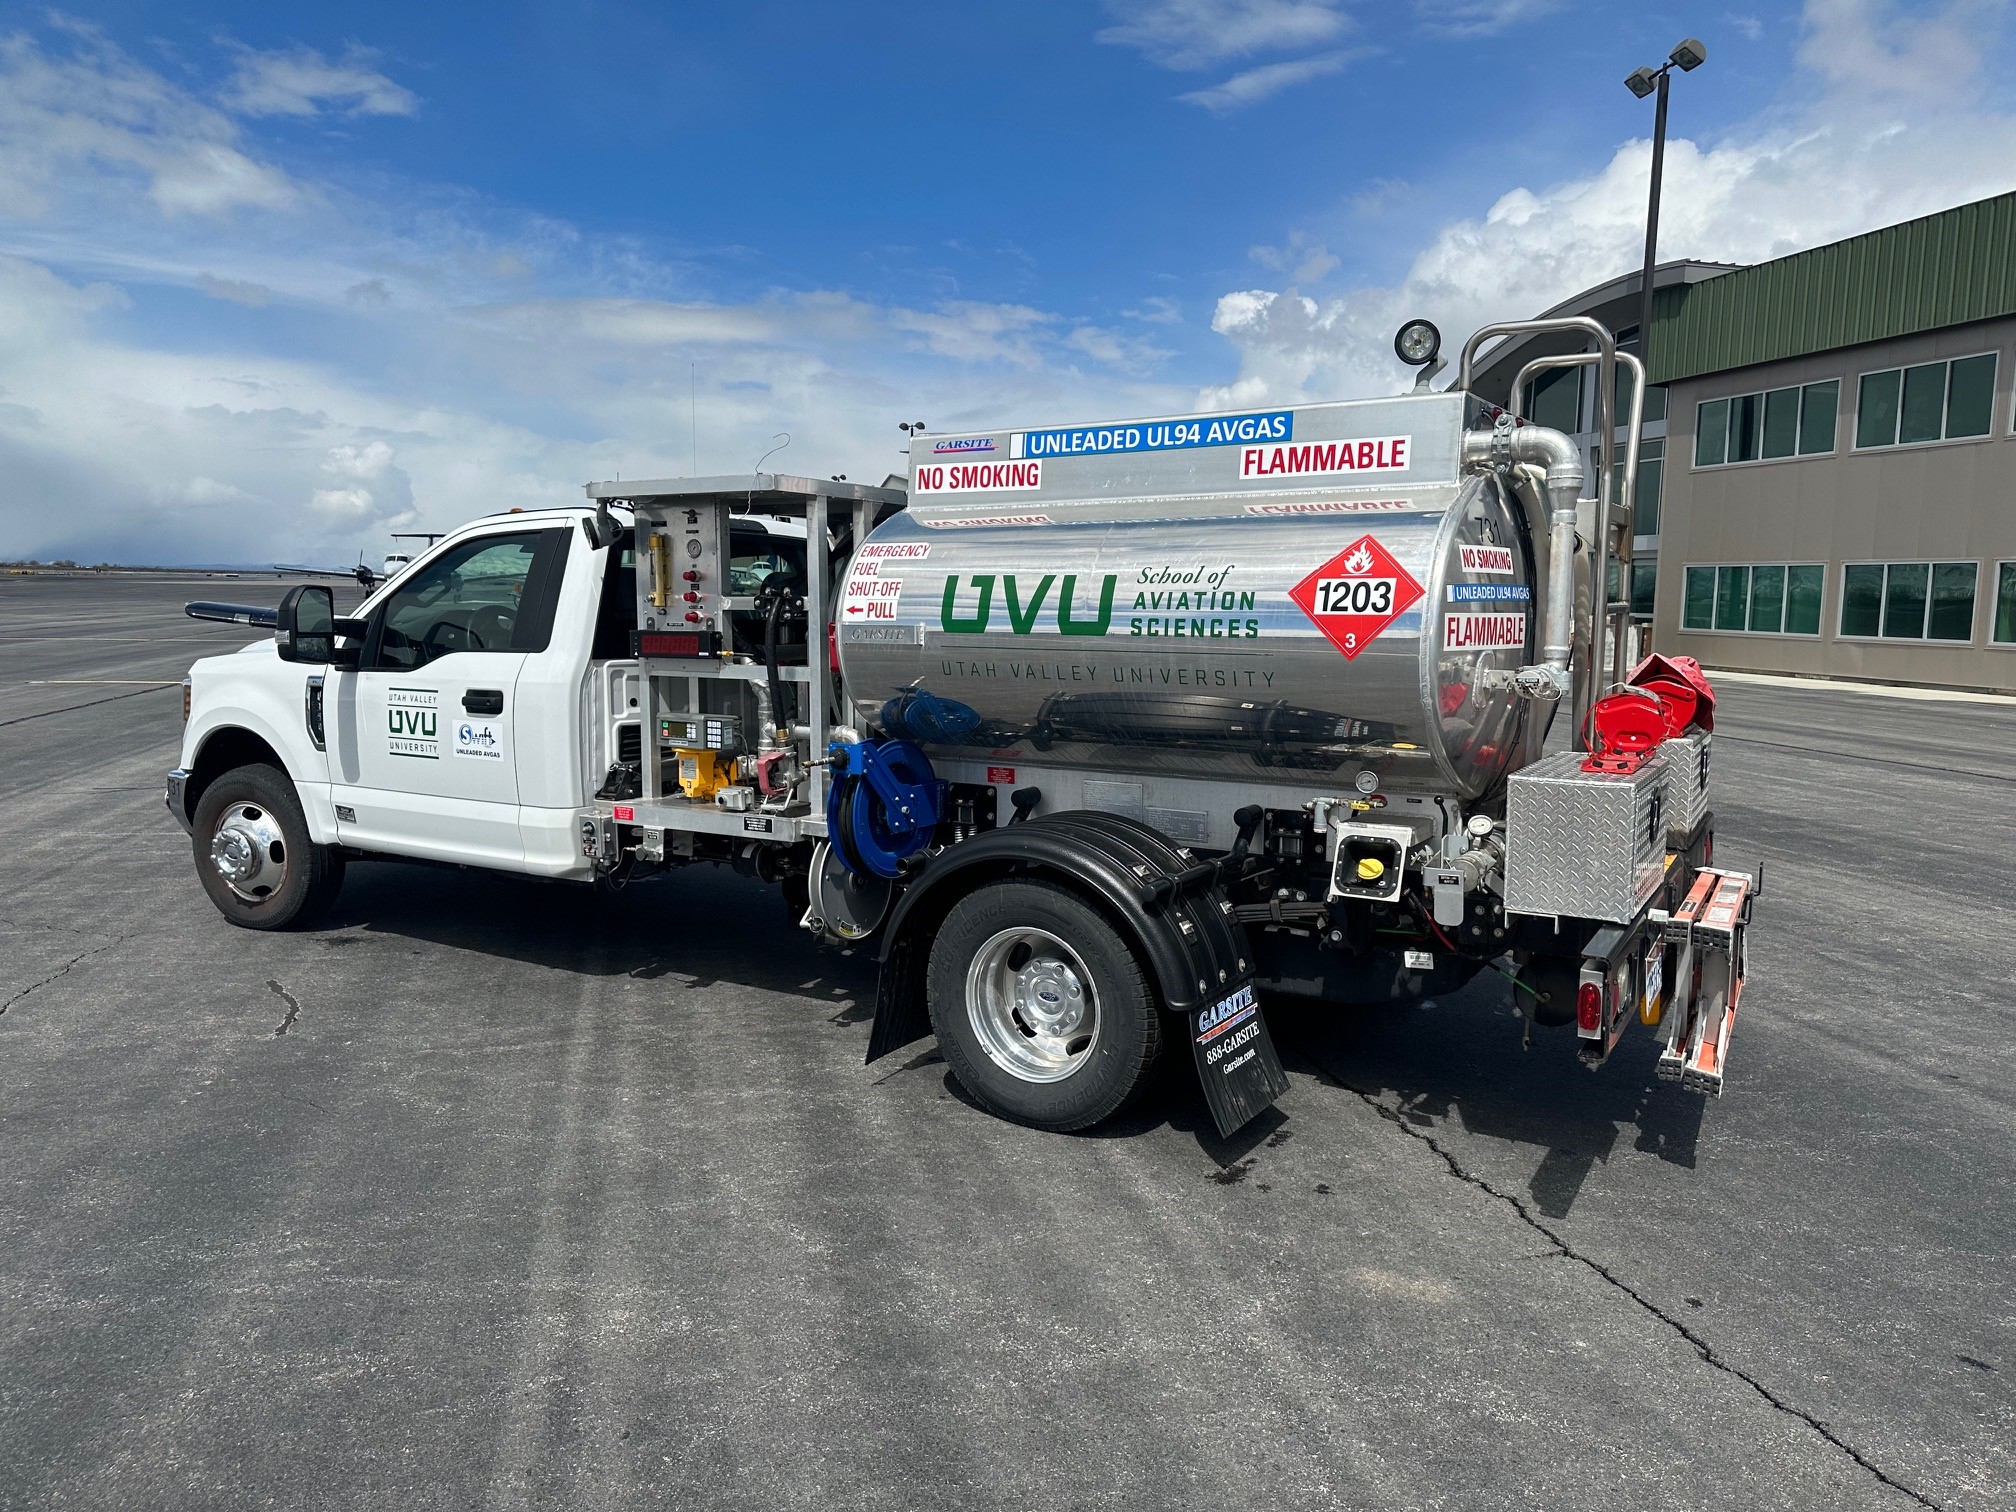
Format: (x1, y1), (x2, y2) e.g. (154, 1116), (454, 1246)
(372, 532), (548, 671)
(730, 547), (794, 595)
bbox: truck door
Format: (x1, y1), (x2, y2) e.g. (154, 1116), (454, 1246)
(327, 526), (571, 865)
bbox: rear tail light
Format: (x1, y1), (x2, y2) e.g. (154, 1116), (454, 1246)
(1576, 981), (1604, 1033)
(828, 622), (841, 674)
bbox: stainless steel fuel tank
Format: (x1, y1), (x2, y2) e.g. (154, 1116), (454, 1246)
(838, 394), (1540, 799)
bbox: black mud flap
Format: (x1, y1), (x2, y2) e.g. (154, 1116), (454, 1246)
(1189, 984), (1289, 1137)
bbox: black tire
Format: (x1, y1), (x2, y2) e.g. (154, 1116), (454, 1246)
(927, 880), (1163, 1132)
(191, 763), (345, 931)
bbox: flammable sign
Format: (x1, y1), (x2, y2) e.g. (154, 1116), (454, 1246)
(1288, 534), (1424, 660)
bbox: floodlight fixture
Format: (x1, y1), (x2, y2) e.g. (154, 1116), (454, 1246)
(1624, 65), (1659, 98)
(1670, 37), (1706, 71)
(1393, 319), (1442, 366)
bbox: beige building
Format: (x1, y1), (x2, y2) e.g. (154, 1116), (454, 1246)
(1475, 193), (2016, 693)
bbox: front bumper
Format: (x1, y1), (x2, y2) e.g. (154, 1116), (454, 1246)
(165, 769), (192, 834)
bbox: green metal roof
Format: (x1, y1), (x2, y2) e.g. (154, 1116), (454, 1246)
(1646, 191), (2016, 384)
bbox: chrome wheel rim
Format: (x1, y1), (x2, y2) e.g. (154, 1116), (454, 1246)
(965, 926), (1099, 1083)
(209, 801), (288, 901)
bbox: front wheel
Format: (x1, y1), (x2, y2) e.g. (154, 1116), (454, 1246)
(192, 764), (345, 931)
(927, 880), (1163, 1131)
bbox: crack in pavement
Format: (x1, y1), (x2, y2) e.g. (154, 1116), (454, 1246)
(1713, 733), (2012, 787)
(266, 979), (301, 1036)
(1, 941), (122, 1014)
(1310, 1057), (1944, 1511)
(0, 683), (177, 729)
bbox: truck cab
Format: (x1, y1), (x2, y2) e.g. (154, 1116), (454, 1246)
(167, 508), (808, 905)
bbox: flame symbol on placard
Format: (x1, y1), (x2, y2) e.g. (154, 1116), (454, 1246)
(1341, 542), (1375, 575)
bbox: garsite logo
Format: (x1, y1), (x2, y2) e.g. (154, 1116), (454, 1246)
(932, 437), (996, 454)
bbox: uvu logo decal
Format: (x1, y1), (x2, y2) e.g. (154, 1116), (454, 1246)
(386, 687), (440, 758)
(940, 574), (1117, 636)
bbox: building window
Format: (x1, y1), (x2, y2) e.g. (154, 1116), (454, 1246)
(1631, 559), (1657, 619)
(1529, 365), (1583, 433)
(1993, 563), (2016, 645)
(1854, 354), (1998, 449)
(1683, 565), (1714, 629)
(1695, 380), (1840, 467)
(1680, 563), (1823, 635)
(1611, 438), (1664, 535)
(1714, 564), (1750, 630)
(1608, 558), (1659, 620)
(1839, 561), (1978, 640)
(1611, 363), (1667, 427)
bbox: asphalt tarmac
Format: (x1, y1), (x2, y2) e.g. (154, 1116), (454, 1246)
(2, 572), (2011, 1511)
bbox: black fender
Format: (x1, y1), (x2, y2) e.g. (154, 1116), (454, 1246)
(865, 810), (1252, 1063)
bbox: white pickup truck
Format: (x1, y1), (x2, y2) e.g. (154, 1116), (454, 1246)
(168, 506), (806, 927)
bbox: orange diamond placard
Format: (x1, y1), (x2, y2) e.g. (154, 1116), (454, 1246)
(1289, 534), (1423, 660)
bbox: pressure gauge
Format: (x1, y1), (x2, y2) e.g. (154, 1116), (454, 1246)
(686, 537), (703, 558)
(1353, 769), (1379, 794)
(1466, 813), (1495, 837)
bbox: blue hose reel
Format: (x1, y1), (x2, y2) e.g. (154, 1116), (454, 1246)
(826, 738), (945, 878)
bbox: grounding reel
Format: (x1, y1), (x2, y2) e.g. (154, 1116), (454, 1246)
(825, 737), (945, 879)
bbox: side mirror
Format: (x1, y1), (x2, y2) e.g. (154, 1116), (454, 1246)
(276, 584), (335, 664)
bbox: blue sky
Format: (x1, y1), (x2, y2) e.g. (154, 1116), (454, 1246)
(2, 0), (2013, 564)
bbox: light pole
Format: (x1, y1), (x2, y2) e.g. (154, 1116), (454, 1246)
(1625, 38), (1706, 374)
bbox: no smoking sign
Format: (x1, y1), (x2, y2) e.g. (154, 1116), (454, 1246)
(1288, 534), (1424, 660)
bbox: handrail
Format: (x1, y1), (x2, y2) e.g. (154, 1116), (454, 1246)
(1506, 347), (1649, 702)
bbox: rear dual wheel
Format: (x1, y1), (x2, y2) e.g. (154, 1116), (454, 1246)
(927, 880), (1163, 1131)
(192, 764), (345, 931)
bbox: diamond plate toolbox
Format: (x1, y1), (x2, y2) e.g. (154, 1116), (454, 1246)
(1504, 752), (1665, 922)
(1654, 731), (1711, 841)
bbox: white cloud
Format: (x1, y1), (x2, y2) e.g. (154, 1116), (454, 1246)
(1796, 0), (1988, 101)
(1179, 47), (1362, 111)
(1202, 0), (2016, 408)
(0, 18), (1183, 567)
(1248, 232), (1339, 284)
(888, 300), (1055, 366)
(1096, 0), (1350, 68)
(0, 24), (296, 217)
(1067, 324), (1176, 372)
(220, 45), (419, 119)
(196, 272), (271, 305)
(322, 440), (395, 480)
(1414, 0), (1565, 37)
(1125, 296), (1183, 324)
(310, 486), (377, 520)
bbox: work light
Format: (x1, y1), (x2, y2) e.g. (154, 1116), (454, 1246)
(1394, 319), (1441, 366)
